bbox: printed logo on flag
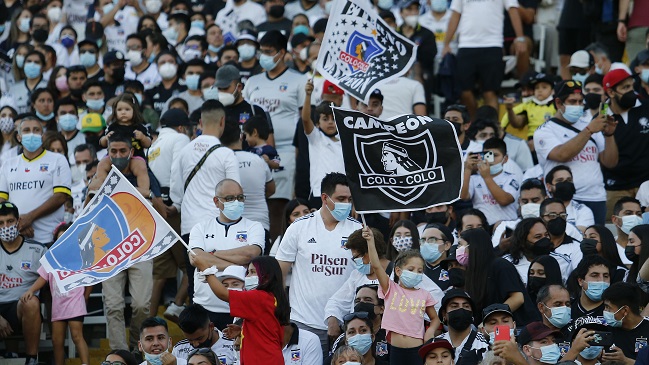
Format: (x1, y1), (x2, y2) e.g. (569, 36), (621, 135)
(341, 31), (384, 74)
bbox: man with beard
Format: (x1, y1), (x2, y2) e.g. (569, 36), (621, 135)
(172, 304), (236, 362)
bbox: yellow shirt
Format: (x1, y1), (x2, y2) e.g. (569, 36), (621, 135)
(501, 101), (556, 138)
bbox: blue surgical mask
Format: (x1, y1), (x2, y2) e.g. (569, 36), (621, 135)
(618, 214), (643, 234)
(148, 52), (156, 64)
(603, 306), (626, 327)
(221, 200), (244, 220)
(185, 74), (200, 90)
(86, 98), (105, 111)
(353, 257), (371, 275)
(420, 243), (443, 263)
(245, 275), (258, 290)
(327, 196), (352, 221)
(191, 20), (205, 29)
(490, 162), (503, 175)
(134, 93), (143, 105)
(534, 344), (561, 364)
(347, 333), (373, 355)
(431, 0), (447, 11)
(259, 53), (279, 71)
(543, 305), (571, 328)
(144, 352), (163, 365)
(208, 44), (222, 53)
(21, 133), (43, 152)
(641, 69), (649, 84)
(583, 281), (609, 301)
(238, 44), (257, 61)
(80, 52), (97, 67)
(16, 55), (25, 68)
(595, 65), (603, 75)
(24, 62), (42, 79)
(203, 87), (219, 100)
(562, 105), (583, 124)
(293, 25), (310, 36)
(61, 35), (75, 48)
(572, 73), (587, 84)
(36, 111), (55, 121)
(580, 345), (603, 360)
(488, 329), (515, 345)
(399, 269), (422, 288)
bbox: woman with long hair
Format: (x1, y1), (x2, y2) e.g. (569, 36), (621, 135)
(0, 105), (19, 165)
(627, 225), (649, 285)
(47, 65), (70, 99)
(9, 43), (33, 85)
(526, 255), (563, 302)
(583, 225), (628, 283)
(2, 9), (32, 52)
(191, 255), (288, 364)
(31, 88), (57, 131)
(462, 228), (539, 325)
(386, 219), (421, 261)
(269, 198), (310, 256)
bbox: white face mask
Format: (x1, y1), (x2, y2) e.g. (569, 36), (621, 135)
(404, 15), (419, 28)
(127, 50), (143, 66)
(299, 47), (308, 62)
(145, 0), (162, 13)
(521, 203), (541, 218)
(47, 7), (62, 22)
(158, 63), (178, 79)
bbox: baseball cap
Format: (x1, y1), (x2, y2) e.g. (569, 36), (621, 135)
(217, 265), (246, 283)
(80, 113), (106, 133)
(236, 28), (259, 45)
(530, 73), (555, 88)
(517, 321), (562, 345)
(322, 80), (344, 96)
(440, 289), (475, 313)
(418, 338), (455, 360)
(215, 65), (241, 89)
(603, 68), (632, 91)
(313, 18), (328, 34)
(569, 316), (607, 341)
(554, 80), (582, 99)
(103, 50), (125, 65)
(369, 88), (384, 101)
(569, 50), (592, 69)
(482, 303), (513, 323)
(290, 33), (315, 49)
(636, 50), (649, 66)
(515, 71), (538, 89)
(160, 108), (190, 127)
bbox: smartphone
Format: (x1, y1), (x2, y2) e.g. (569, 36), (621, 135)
(588, 331), (613, 347)
(469, 152), (485, 159)
(483, 151), (495, 163)
(494, 325), (511, 342)
(600, 102), (609, 116)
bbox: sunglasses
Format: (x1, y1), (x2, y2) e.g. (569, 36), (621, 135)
(101, 362), (127, 365)
(343, 311), (370, 322)
(187, 347), (216, 359)
(0, 202), (15, 209)
(521, 178), (543, 187)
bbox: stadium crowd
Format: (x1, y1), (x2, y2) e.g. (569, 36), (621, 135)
(0, 0), (649, 363)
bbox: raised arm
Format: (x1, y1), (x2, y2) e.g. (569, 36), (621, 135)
(364, 226), (389, 293)
(302, 79), (315, 135)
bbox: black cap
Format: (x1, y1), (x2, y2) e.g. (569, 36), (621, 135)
(313, 18), (328, 34)
(529, 72), (555, 88)
(440, 289), (475, 314)
(423, 223), (454, 244)
(161, 108), (190, 127)
(554, 80), (583, 99)
(291, 33), (315, 49)
(103, 50), (125, 65)
(515, 71), (539, 89)
(85, 21), (104, 43)
(482, 303), (513, 323)
(369, 88), (384, 101)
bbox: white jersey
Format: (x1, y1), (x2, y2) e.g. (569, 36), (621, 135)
(467, 171), (520, 224)
(65, 131), (86, 165)
(125, 62), (162, 90)
(555, 236), (583, 270)
(0, 238), (46, 303)
(215, 0), (267, 44)
(0, 150), (72, 244)
(189, 216), (265, 313)
(378, 77), (426, 120)
(450, 0), (518, 48)
(148, 128), (190, 188)
(534, 119), (607, 202)
(170, 135), (240, 235)
(234, 150), (272, 231)
(419, 10), (458, 61)
(284, 1), (325, 26)
(275, 210), (362, 330)
(566, 200), (595, 229)
(172, 330), (237, 364)
(282, 325), (323, 365)
(8, 79), (48, 114)
(306, 129), (344, 197)
(94, 6), (139, 52)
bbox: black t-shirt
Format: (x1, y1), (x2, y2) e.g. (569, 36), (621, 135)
(425, 262), (451, 291)
(145, 80), (187, 116)
(485, 258), (541, 326)
(503, 0), (539, 40)
(610, 317), (649, 359)
(106, 123), (151, 159)
(558, 0), (591, 29)
(87, 69), (105, 83)
(225, 100), (273, 149)
(257, 18), (293, 36)
(399, 25), (437, 71)
(99, 78), (125, 102)
(237, 61), (263, 84)
(570, 297), (605, 319)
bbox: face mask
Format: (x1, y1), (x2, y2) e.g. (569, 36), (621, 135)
(299, 47), (308, 62)
(0, 223), (19, 242)
(327, 196), (352, 221)
(532, 344), (561, 364)
(19, 18), (31, 33)
(245, 275), (258, 290)
(208, 44), (222, 53)
(221, 200), (244, 220)
(531, 237), (553, 256)
(625, 245), (639, 262)
(269, 5), (285, 17)
(112, 68), (125, 82)
(238, 44), (257, 61)
(0, 117), (14, 134)
(580, 238), (598, 256)
(86, 98), (105, 111)
(562, 105), (583, 124)
(147, 52), (156, 63)
(24, 62), (42, 79)
(431, 0), (447, 12)
(521, 203), (541, 218)
(618, 214), (642, 235)
(203, 87), (219, 100)
(603, 306), (626, 327)
(572, 73), (587, 84)
(185, 74), (200, 90)
(399, 269), (423, 288)
(61, 35), (75, 48)
(127, 50), (143, 66)
(391, 236), (412, 252)
(547, 217), (567, 237)
(111, 154), (131, 171)
(347, 333), (372, 355)
(353, 257), (371, 275)
(15, 55), (25, 68)
(584, 93), (603, 110)
(553, 181), (575, 202)
(641, 69), (649, 84)
(102, 3), (115, 14)
(259, 53), (279, 71)
(292, 25), (310, 36)
(134, 93), (143, 105)
(64, 211), (74, 223)
(163, 27), (179, 44)
(55, 75), (69, 92)
(36, 111), (55, 121)
(456, 245), (469, 266)
(324, 1), (333, 14)
(191, 20), (205, 30)
(46, 6), (62, 22)
(182, 48), (202, 62)
(426, 211), (447, 224)
(71, 163), (86, 184)
(583, 281), (609, 301)
(146, 0), (162, 13)
(488, 329), (515, 345)
(143, 349), (167, 365)
(21, 133), (43, 152)
(580, 345), (603, 360)
(447, 308), (473, 331)
(420, 243), (443, 263)
(527, 276), (546, 299)
(616, 90), (638, 110)
(489, 162), (503, 175)
(544, 305), (571, 328)
(32, 28), (49, 43)
(377, 0), (392, 9)
(159, 63), (178, 80)
(404, 15), (419, 28)
(218, 92), (236, 107)
(595, 64), (603, 75)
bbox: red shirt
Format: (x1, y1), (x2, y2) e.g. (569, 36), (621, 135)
(229, 289), (284, 365)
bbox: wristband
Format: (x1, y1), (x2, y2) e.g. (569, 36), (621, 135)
(585, 126), (594, 134)
(515, 36), (526, 43)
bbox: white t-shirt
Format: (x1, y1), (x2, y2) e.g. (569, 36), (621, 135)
(234, 150), (273, 230)
(0, 150), (72, 243)
(125, 62), (162, 90)
(9, 79), (48, 114)
(502, 251), (572, 285)
(172, 329), (237, 364)
(534, 120), (607, 202)
(450, 0), (518, 48)
(148, 128), (191, 188)
(306, 129), (345, 197)
(189, 216), (265, 313)
(65, 130), (86, 165)
(555, 236), (583, 270)
(216, 0), (267, 43)
(170, 135), (241, 235)
(377, 77), (426, 120)
(284, 1), (325, 26)
(275, 210), (362, 330)
(636, 180), (649, 208)
(566, 200), (595, 229)
(282, 326), (323, 365)
(419, 10), (458, 61)
(467, 171), (520, 224)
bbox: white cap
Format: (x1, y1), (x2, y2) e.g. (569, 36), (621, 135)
(569, 50), (591, 68)
(217, 265), (246, 283)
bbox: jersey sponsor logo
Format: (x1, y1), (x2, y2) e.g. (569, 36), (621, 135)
(290, 349), (301, 361)
(341, 237), (348, 249)
(236, 232), (247, 242)
(376, 340), (388, 356)
(20, 261), (31, 271)
(148, 148), (161, 162)
(636, 337), (647, 352)
(439, 269), (449, 281)
(307, 237), (317, 244)
(9, 180), (46, 190)
(0, 273), (23, 289)
(311, 254), (349, 276)
(251, 97), (280, 113)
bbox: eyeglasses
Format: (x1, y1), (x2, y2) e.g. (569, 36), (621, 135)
(343, 311), (370, 322)
(187, 348), (216, 360)
(521, 178), (543, 187)
(420, 237), (445, 245)
(101, 362), (127, 365)
(542, 212), (568, 220)
(217, 194), (246, 203)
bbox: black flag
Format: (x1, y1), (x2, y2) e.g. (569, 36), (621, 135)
(333, 108), (464, 213)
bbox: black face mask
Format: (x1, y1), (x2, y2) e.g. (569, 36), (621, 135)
(625, 245), (639, 262)
(451, 122), (462, 137)
(447, 267), (465, 288)
(354, 301), (377, 319)
(269, 5), (285, 18)
(584, 93), (603, 110)
(553, 181), (576, 202)
(112, 68), (125, 82)
(547, 217), (567, 237)
(33, 29), (49, 43)
(193, 328), (214, 348)
(531, 237), (553, 256)
(447, 308), (473, 331)
(615, 90), (637, 110)
(580, 238), (598, 256)
(426, 211), (448, 225)
(526, 276), (546, 301)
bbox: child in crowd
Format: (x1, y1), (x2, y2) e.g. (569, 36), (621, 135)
(99, 92), (152, 159)
(20, 223), (91, 365)
(217, 265), (246, 290)
(364, 225), (440, 365)
(243, 115), (281, 171)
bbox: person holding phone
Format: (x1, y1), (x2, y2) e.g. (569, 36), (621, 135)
(561, 316), (609, 365)
(601, 282), (649, 362)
